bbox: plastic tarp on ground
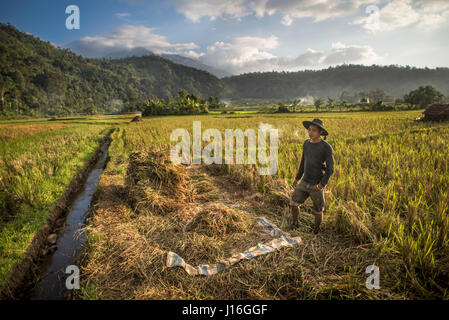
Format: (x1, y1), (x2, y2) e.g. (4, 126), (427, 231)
(165, 217), (302, 276)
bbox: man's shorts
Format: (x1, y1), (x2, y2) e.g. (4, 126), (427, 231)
(290, 179), (325, 215)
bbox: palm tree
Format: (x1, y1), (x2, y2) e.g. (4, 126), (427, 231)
(314, 97), (324, 111)
(292, 98), (301, 112)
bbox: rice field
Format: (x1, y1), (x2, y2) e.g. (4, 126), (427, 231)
(0, 122), (112, 286)
(77, 109), (448, 299)
(1, 110), (448, 299)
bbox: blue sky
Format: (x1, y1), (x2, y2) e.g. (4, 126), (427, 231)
(1, 0), (448, 75)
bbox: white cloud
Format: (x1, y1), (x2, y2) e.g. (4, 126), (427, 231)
(66, 25), (199, 57)
(65, 23), (382, 74)
(169, 0), (449, 31)
(169, 0), (380, 24)
(353, 0), (449, 33)
(261, 0), (377, 23)
(416, 0), (449, 12)
(280, 14), (293, 26)
(181, 50), (205, 59)
(167, 0), (250, 23)
(115, 12), (131, 18)
(323, 42), (379, 64)
(197, 35), (278, 70)
(191, 36), (380, 74)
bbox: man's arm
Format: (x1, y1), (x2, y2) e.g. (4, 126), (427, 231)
(293, 141), (306, 188)
(295, 152), (305, 181)
(319, 145), (334, 187)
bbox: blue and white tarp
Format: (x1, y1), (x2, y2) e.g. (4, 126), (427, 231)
(165, 217), (302, 276)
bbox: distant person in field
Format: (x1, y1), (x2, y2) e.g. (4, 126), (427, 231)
(289, 118), (334, 234)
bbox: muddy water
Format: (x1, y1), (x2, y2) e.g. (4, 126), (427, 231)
(30, 140), (110, 300)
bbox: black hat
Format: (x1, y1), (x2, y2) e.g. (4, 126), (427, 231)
(302, 118), (328, 136)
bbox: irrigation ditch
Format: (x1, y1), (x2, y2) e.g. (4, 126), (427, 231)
(0, 128), (115, 300)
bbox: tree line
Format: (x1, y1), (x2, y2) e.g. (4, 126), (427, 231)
(274, 85), (446, 113)
(223, 65), (449, 102)
(122, 90), (226, 116)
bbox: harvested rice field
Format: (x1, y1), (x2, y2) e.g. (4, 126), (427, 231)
(1, 110), (448, 299)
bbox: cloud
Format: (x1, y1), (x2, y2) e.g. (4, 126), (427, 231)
(188, 36), (380, 74)
(65, 25), (199, 57)
(115, 12), (131, 18)
(64, 24), (381, 75)
(169, 0), (379, 25)
(290, 48), (326, 66)
(323, 42), (379, 64)
(416, 0), (449, 12)
(195, 35), (278, 73)
(169, 0), (449, 31)
(259, 0), (377, 24)
(353, 0), (449, 33)
(180, 50), (205, 59)
(167, 0), (250, 23)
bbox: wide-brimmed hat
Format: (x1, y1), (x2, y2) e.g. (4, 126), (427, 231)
(302, 118), (328, 136)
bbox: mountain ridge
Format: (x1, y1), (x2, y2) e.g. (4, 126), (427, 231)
(1, 22), (449, 116)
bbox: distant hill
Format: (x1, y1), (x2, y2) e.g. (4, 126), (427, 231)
(0, 23), (226, 116)
(1, 22), (448, 116)
(222, 65), (449, 101)
(159, 54), (232, 79)
(74, 46), (232, 79)
(104, 47), (155, 59)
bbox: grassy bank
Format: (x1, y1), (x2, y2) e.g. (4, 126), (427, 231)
(0, 123), (111, 285)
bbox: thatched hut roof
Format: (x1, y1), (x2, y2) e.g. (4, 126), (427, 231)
(422, 104), (449, 121)
(131, 115), (143, 122)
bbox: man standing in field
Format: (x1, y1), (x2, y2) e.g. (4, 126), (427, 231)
(289, 118), (334, 234)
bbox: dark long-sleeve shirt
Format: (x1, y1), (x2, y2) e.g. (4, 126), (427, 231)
(295, 139), (334, 187)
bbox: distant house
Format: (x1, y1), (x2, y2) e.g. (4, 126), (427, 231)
(421, 104), (449, 121)
(360, 97), (370, 104)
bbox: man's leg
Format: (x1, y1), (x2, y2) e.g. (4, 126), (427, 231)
(309, 188), (325, 234)
(290, 205), (299, 227)
(313, 211), (323, 234)
(289, 181), (308, 229)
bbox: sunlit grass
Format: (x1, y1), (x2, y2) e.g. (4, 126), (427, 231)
(106, 109), (449, 298)
(0, 123), (111, 285)
(2, 110), (448, 298)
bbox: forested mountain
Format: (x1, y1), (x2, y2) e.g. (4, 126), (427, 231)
(89, 47), (231, 78)
(0, 23), (226, 115)
(159, 54), (232, 79)
(222, 65), (449, 101)
(1, 22), (449, 117)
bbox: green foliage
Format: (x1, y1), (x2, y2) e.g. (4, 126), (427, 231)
(2, 22), (448, 117)
(207, 96), (226, 109)
(404, 85), (444, 109)
(273, 101), (290, 113)
(314, 97), (324, 111)
(0, 124), (110, 285)
(0, 23), (225, 116)
(140, 90), (214, 116)
(223, 65), (449, 102)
